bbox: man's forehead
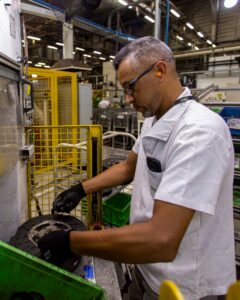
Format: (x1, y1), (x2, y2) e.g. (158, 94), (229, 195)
(117, 58), (136, 85)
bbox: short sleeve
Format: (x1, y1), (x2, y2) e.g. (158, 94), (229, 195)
(155, 125), (233, 215)
(132, 136), (140, 154)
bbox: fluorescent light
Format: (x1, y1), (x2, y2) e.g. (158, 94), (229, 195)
(187, 42), (192, 47)
(197, 32), (204, 38)
(139, 3), (147, 8)
(118, 0), (128, 5)
(73, 52), (76, 54)
(170, 9), (180, 18)
(176, 35), (183, 41)
(27, 61), (32, 64)
(128, 5), (132, 9)
(34, 64), (42, 67)
(76, 47), (85, 51)
(207, 40), (212, 45)
(93, 51), (102, 55)
(186, 22), (194, 30)
(144, 15), (155, 23)
(194, 46), (199, 50)
(27, 36), (41, 41)
(99, 57), (106, 60)
(38, 62), (45, 65)
(224, 0), (238, 8)
(56, 42), (64, 46)
(212, 44), (216, 48)
(110, 59), (113, 62)
(83, 54), (91, 58)
(31, 74), (38, 78)
(110, 55), (115, 59)
(47, 45), (58, 50)
(44, 65), (50, 68)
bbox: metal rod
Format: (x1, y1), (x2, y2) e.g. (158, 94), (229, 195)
(154, 0), (161, 39)
(165, 0), (170, 44)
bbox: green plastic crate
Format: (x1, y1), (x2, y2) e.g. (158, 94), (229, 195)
(103, 193), (131, 227)
(234, 190), (240, 207)
(0, 240), (106, 300)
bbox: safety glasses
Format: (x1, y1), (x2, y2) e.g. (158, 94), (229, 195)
(123, 59), (160, 96)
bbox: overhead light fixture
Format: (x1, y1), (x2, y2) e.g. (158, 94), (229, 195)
(31, 74), (38, 78)
(197, 32), (204, 38)
(34, 64), (42, 67)
(76, 47), (85, 51)
(170, 9), (180, 18)
(176, 35), (183, 41)
(118, 0), (128, 5)
(47, 45), (58, 50)
(56, 42), (64, 46)
(110, 55), (115, 59)
(83, 54), (91, 58)
(99, 57), (106, 60)
(93, 51), (102, 55)
(73, 52), (76, 54)
(44, 65), (50, 68)
(186, 22), (194, 30)
(212, 44), (216, 48)
(27, 36), (41, 41)
(38, 62), (45, 65)
(144, 15), (155, 23)
(128, 5), (132, 9)
(207, 40), (212, 45)
(195, 46), (199, 50)
(187, 42), (192, 46)
(224, 0), (238, 8)
(27, 61), (32, 64)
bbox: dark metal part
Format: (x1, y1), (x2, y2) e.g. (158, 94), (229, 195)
(10, 214), (86, 272)
(28, 220), (72, 247)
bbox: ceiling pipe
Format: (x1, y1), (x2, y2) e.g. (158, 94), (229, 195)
(154, 0), (161, 39)
(174, 45), (240, 59)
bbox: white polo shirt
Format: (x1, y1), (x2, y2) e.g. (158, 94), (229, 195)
(131, 88), (236, 300)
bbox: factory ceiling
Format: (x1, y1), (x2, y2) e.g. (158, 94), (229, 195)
(21, 0), (240, 72)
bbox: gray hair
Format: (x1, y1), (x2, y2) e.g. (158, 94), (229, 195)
(113, 36), (175, 71)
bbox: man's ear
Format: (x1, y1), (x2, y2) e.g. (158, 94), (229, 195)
(154, 61), (167, 77)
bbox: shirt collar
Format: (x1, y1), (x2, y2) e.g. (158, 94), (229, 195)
(143, 87), (193, 141)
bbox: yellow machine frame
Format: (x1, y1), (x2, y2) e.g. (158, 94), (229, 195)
(27, 67), (78, 126)
(25, 125), (102, 229)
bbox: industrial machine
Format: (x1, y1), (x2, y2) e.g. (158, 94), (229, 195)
(0, 0), (27, 242)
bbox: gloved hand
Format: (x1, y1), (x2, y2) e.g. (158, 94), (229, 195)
(38, 230), (72, 264)
(53, 182), (86, 213)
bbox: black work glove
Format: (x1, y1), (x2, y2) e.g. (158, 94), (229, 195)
(38, 230), (72, 264)
(53, 182), (86, 213)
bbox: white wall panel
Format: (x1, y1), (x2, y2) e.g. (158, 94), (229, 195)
(0, 0), (21, 62)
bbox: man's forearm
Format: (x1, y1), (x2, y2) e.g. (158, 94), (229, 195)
(83, 157), (136, 195)
(69, 222), (174, 264)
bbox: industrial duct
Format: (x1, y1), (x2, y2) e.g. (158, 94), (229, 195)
(174, 45), (240, 59)
(64, 0), (102, 22)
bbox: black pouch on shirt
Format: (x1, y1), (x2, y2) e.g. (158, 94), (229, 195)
(146, 156), (162, 173)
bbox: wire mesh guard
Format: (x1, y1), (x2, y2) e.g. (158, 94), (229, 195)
(28, 67), (78, 127)
(25, 125), (102, 226)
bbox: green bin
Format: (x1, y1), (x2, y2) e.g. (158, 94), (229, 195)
(103, 193), (131, 227)
(0, 240), (106, 300)
(234, 190), (240, 207)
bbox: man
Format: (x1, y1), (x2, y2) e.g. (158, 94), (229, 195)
(98, 97), (110, 109)
(38, 37), (236, 300)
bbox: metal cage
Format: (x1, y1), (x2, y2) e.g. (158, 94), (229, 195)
(25, 125), (102, 228)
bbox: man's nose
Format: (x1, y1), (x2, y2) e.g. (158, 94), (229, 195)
(124, 93), (135, 104)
